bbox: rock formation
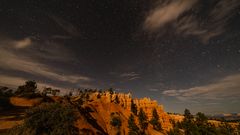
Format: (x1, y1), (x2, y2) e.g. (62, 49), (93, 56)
(4, 91), (172, 134)
(71, 91), (172, 134)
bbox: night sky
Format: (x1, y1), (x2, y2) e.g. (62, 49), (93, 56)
(0, 0), (240, 114)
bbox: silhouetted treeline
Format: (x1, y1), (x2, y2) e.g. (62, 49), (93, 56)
(168, 109), (240, 135)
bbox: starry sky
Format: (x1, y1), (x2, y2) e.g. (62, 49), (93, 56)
(0, 0), (240, 114)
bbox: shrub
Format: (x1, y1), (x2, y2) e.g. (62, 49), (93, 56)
(130, 99), (137, 115)
(114, 95), (120, 104)
(150, 108), (162, 131)
(110, 116), (122, 128)
(128, 114), (139, 135)
(167, 127), (181, 135)
(8, 103), (79, 135)
(138, 108), (148, 134)
(0, 87), (13, 97)
(108, 88), (114, 95)
(14, 81), (41, 98)
(218, 122), (235, 135)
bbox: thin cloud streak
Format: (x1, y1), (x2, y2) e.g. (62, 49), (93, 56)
(50, 15), (81, 37)
(162, 74), (240, 101)
(0, 74), (68, 92)
(120, 72), (139, 77)
(120, 72), (141, 81)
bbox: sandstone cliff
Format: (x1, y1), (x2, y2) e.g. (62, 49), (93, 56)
(70, 91), (172, 134)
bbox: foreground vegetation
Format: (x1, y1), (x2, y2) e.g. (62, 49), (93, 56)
(7, 103), (78, 135)
(167, 109), (240, 135)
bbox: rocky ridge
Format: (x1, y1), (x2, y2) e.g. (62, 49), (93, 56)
(70, 91), (172, 134)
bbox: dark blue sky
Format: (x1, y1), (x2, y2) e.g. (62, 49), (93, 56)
(0, 0), (240, 114)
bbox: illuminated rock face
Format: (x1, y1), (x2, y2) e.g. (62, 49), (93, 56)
(78, 91), (172, 134)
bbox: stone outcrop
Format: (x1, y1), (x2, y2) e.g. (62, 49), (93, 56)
(72, 91), (172, 134)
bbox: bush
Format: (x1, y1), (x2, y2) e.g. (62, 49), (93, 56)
(110, 116), (122, 128)
(114, 95), (120, 104)
(168, 109), (238, 135)
(14, 81), (41, 98)
(128, 114), (139, 135)
(8, 103), (79, 135)
(150, 108), (162, 131)
(167, 127), (181, 135)
(138, 108), (148, 133)
(0, 87), (13, 97)
(218, 122), (235, 135)
(130, 99), (137, 115)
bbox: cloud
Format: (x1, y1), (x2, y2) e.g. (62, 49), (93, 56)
(0, 74), (67, 91)
(0, 75), (26, 88)
(0, 49), (91, 83)
(144, 0), (198, 31)
(149, 88), (159, 92)
(0, 37), (92, 84)
(14, 37), (32, 49)
(50, 15), (81, 37)
(120, 72), (141, 80)
(144, 0), (240, 42)
(162, 74), (240, 101)
(120, 72), (139, 77)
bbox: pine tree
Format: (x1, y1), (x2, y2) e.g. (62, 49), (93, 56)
(86, 94), (90, 100)
(114, 95), (120, 104)
(131, 99), (138, 115)
(167, 127), (181, 135)
(195, 112), (209, 134)
(128, 114), (139, 135)
(97, 93), (101, 99)
(167, 119), (181, 135)
(138, 108), (148, 134)
(182, 109), (196, 135)
(150, 108), (162, 131)
(108, 88), (114, 95)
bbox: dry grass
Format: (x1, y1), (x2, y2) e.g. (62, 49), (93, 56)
(0, 120), (23, 130)
(208, 120), (239, 127)
(0, 97), (30, 133)
(10, 97), (42, 107)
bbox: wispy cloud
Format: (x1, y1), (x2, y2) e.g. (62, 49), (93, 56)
(120, 72), (141, 80)
(14, 37), (32, 49)
(0, 49), (91, 83)
(144, 0), (198, 31)
(0, 74), (67, 91)
(120, 72), (139, 77)
(50, 15), (81, 37)
(0, 75), (26, 88)
(144, 0), (240, 42)
(162, 74), (240, 101)
(0, 37), (92, 84)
